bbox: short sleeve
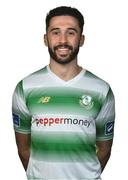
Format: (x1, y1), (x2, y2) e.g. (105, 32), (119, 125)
(96, 87), (115, 141)
(12, 81), (31, 134)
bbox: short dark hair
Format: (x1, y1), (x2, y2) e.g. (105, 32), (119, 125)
(45, 6), (84, 34)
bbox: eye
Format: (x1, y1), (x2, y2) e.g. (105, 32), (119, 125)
(51, 30), (60, 35)
(67, 30), (76, 36)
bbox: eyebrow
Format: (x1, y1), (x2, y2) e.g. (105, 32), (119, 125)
(49, 27), (78, 33)
(49, 28), (59, 32)
(68, 28), (78, 33)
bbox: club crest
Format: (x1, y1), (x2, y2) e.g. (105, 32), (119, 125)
(80, 95), (94, 110)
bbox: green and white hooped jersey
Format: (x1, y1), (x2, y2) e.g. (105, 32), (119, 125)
(12, 66), (115, 180)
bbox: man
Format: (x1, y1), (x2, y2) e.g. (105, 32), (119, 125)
(12, 6), (115, 180)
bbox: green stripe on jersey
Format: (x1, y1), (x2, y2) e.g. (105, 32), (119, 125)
(26, 87), (102, 117)
(31, 132), (96, 161)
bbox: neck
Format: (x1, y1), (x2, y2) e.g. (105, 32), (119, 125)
(49, 59), (83, 81)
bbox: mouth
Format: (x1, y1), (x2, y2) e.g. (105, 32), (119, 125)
(57, 47), (69, 52)
(55, 45), (72, 56)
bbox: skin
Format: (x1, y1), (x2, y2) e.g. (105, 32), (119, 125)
(44, 16), (85, 81)
(15, 132), (30, 171)
(15, 15), (113, 172)
(96, 140), (113, 172)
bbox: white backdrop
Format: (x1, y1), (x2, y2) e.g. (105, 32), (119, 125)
(0, 0), (128, 179)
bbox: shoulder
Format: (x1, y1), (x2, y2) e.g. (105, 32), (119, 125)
(23, 66), (47, 82)
(84, 70), (111, 96)
(85, 70), (108, 83)
(22, 66), (48, 87)
(15, 66), (48, 93)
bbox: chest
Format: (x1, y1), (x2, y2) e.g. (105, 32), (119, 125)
(26, 87), (102, 118)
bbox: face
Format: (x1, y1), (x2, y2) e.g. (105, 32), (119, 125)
(44, 15), (84, 64)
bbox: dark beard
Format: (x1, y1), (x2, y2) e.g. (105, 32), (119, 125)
(48, 44), (80, 65)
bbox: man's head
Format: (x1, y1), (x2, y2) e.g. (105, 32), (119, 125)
(44, 6), (85, 65)
(45, 6), (84, 34)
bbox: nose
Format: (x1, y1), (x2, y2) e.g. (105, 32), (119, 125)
(59, 33), (67, 44)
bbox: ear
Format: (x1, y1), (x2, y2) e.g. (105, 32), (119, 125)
(80, 35), (85, 47)
(44, 34), (48, 46)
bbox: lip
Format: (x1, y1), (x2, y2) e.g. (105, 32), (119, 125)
(57, 48), (69, 51)
(55, 45), (72, 50)
(56, 48), (70, 55)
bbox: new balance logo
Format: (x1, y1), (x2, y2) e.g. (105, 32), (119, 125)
(38, 96), (51, 103)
